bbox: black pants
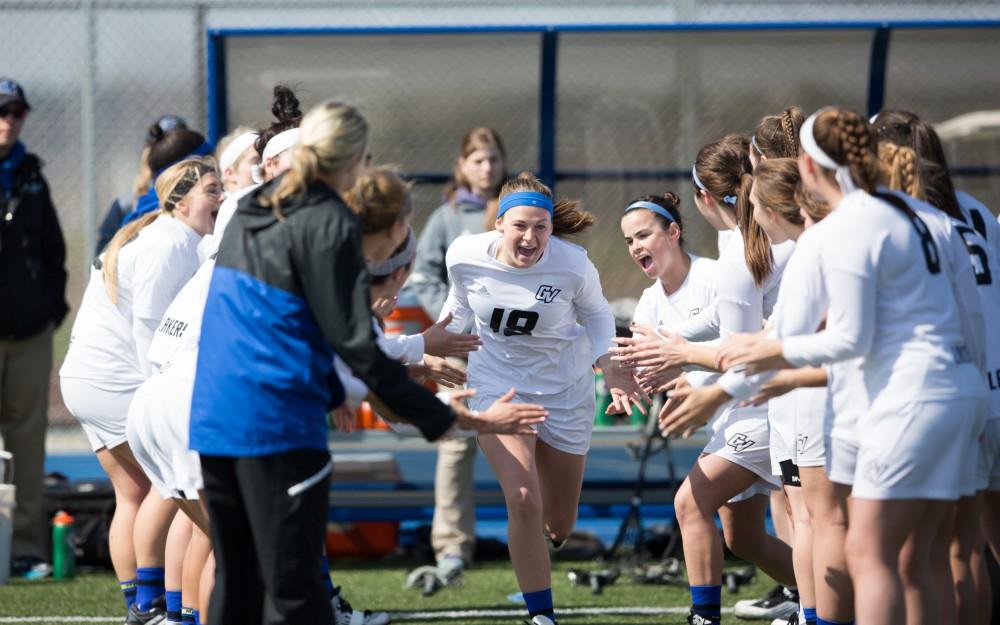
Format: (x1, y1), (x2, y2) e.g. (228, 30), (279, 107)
(201, 450), (332, 625)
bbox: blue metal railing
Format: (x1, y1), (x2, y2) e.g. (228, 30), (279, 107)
(206, 20), (1000, 189)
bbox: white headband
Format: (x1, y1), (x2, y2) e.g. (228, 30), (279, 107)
(261, 128), (300, 162)
(218, 131), (258, 175)
(800, 110), (858, 196)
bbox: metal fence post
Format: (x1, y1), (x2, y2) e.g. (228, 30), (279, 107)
(867, 26), (892, 118)
(81, 0), (97, 263)
(539, 29), (558, 190)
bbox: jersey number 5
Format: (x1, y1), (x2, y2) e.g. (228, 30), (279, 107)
(956, 224), (993, 286)
(489, 307), (539, 336)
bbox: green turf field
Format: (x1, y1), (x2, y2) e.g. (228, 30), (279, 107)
(0, 560), (775, 624)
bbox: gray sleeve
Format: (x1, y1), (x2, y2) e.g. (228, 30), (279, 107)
(408, 206), (451, 319)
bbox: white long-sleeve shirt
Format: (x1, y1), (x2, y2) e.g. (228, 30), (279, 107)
(61, 215), (201, 389)
(782, 189), (986, 402)
(440, 231), (615, 399)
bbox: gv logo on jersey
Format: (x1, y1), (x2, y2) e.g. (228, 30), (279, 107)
(535, 285), (561, 303)
(726, 433), (755, 453)
(688, 307), (701, 318)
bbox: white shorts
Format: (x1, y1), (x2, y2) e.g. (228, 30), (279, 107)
(126, 351), (201, 499)
(975, 419), (1000, 493)
(60, 377), (135, 451)
(768, 396), (795, 477)
(793, 387), (827, 469)
(703, 404), (779, 499)
(471, 375), (595, 456)
(853, 395), (986, 501)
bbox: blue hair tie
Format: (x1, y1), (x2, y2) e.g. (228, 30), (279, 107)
(498, 191), (554, 218)
(624, 200), (675, 223)
(692, 163), (738, 206)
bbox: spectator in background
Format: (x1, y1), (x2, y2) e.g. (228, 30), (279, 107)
(407, 127), (506, 580)
(0, 77), (69, 577)
(95, 115), (188, 256)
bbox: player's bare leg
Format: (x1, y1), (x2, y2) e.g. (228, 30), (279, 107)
(799, 466), (854, 623)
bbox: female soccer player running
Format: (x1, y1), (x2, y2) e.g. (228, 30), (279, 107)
(60, 156), (222, 623)
(439, 173), (643, 625)
(704, 107), (987, 625)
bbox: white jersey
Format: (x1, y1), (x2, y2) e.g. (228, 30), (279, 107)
(633, 254), (717, 332)
(441, 231), (615, 398)
(783, 189), (986, 403)
(719, 222), (829, 400)
(147, 258), (215, 369)
(949, 209), (1000, 419)
(61, 215), (201, 390)
(333, 321), (425, 407)
(957, 190), (1000, 261)
(197, 183), (259, 263)
(715, 230), (794, 339)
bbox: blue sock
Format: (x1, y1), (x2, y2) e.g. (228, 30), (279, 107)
(165, 590), (182, 623)
(120, 579), (137, 610)
(802, 606), (817, 624)
(817, 619), (854, 625)
(523, 588), (555, 621)
(135, 567), (165, 611)
(689, 585), (721, 620)
(193, 609), (202, 625)
(320, 554), (335, 597)
(181, 607), (195, 624)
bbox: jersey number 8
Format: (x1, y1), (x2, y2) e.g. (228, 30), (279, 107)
(489, 307), (539, 336)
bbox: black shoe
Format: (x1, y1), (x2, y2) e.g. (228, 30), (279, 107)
(125, 599), (166, 625)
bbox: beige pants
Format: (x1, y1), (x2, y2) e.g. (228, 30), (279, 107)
(431, 436), (477, 563)
(0, 325), (52, 560)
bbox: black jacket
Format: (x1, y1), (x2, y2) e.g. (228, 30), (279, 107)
(0, 152), (68, 340)
(189, 176), (456, 455)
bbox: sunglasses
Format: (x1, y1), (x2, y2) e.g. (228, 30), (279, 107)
(0, 106), (28, 121)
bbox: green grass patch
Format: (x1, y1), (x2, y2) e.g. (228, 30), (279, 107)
(0, 560), (775, 624)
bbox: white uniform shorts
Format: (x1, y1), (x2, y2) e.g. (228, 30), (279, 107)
(768, 396), (795, 477)
(975, 419), (1000, 493)
(793, 387), (827, 469)
(853, 395), (986, 501)
(60, 377), (135, 451)
(471, 375), (595, 456)
(126, 351), (201, 499)
(703, 404), (779, 500)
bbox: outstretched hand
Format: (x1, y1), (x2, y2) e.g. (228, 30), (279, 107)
(610, 323), (691, 373)
(658, 383), (730, 439)
(423, 313), (482, 358)
(598, 355), (651, 416)
(450, 388), (548, 435)
(716, 333), (789, 373)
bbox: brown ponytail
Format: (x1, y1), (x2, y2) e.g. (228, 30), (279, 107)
(794, 185), (831, 223)
(695, 135), (773, 286)
(498, 172), (595, 237)
(878, 143), (923, 201)
(811, 108), (881, 194)
(753, 158), (805, 227)
(343, 166), (413, 235)
(753, 107), (805, 159)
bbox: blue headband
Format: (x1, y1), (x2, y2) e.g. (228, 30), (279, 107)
(497, 191), (554, 218)
(691, 164), (737, 206)
(624, 200), (675, 223)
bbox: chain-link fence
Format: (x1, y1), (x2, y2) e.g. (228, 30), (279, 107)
(3, 0), (999, 424)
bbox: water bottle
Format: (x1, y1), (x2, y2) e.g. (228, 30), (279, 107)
(0, 451), (13, 586)
(51, 510), (76, 579)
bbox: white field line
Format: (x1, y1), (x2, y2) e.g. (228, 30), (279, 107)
(0, 606), (734, 623)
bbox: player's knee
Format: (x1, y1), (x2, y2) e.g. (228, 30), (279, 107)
(673, 487), (699, 528)
(507, 486), (543, 523)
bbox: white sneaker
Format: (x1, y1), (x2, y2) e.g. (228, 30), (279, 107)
(733, 585), (798, 620)
(523, 616), (556, 625)
(331, 587), (391, 625)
